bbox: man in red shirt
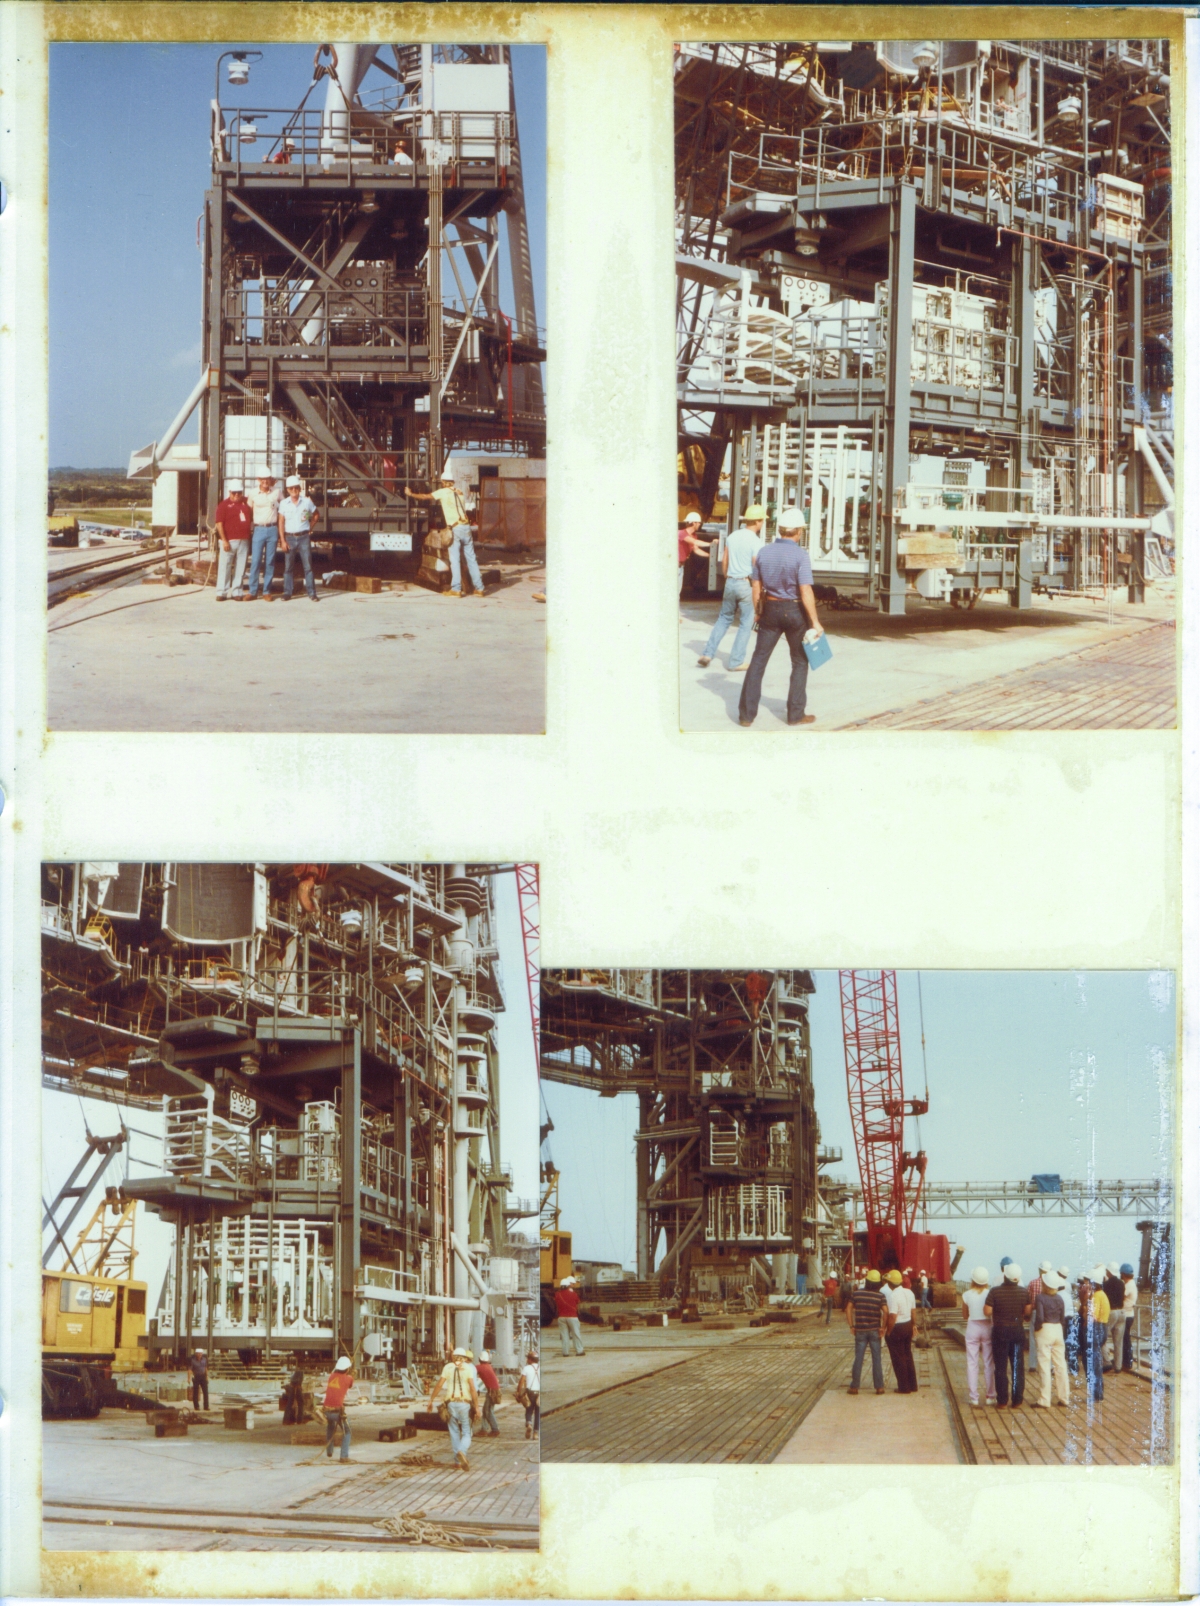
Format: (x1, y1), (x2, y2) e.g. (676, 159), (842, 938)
(214, 481), (253, 601)
(555, 1276), (586, 1357)
(822, 1272), (840, 1326)
(476, 1348), (501, 1436)
(322, 1355), (355, 1461)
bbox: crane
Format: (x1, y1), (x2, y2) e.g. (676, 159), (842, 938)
(840, 969), (945, 1277)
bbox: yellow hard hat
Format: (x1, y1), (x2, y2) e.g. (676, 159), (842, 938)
(865, 1269), (881, 1284)
(886, 1270), (903, 1286)
(743, 504), (767, 520)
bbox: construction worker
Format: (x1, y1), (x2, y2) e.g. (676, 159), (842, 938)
(406, 470), (484, 597)
(555, 1275), (586, 1356)
(1082, 1268), (1111, 1399)
(476, 1350), (501, 1436)
(519, 1350), (540, 1439)
(246, 473), (282, 600)
(821, 1269), (839, 1325)
(281, 1365), (307, 1425)
(322, 1355), (355, 1461)
(278, 475), (321, 602)
(1027, 1261), (1051, 1373)
(214, 482), (252, 601)
(430, 1346), (480, 1471)
(1101, 1262), (1125, 1370)
(1030, 1270), (1070, 1409)
(846, 1268), (887, 1395)
(985, 1263), (1031, 1408)
(961, 1267), (996, 1406)
(1121, 1263), (1138, 1372)
(883, 1269), (918, 1393)
(677, 511), (712, 601)
(188, 1347), (209, 1411)
(697, 506), (765, 672)
(737, 506), (825, 728)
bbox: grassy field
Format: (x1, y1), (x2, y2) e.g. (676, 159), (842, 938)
(66, 507), (153, 528)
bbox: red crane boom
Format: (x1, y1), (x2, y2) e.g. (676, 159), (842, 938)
(840, 969), (932, 1274)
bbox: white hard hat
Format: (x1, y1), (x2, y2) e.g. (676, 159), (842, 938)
(1039, 1260), (1052, 1273)
(1091, 1264), (1107, 1282)
(1042, 1272), (1062, 1291)
(194, 1347), (206, 1354)
(683, 510), (702, 523)
(258, 471), (275, 481)
(776, 507), (806, 529)
(452, 1346), (467, 1358)
(286, 475), (303, 488)
(1057, 1265), (1070, 1281)
(226, 480), (244, 494)
(971, 1266), (990, 1286)
(1106, 1261), (1121, 1277)
(479, 1351), (489, 1362)
(440, 464), (456, 481)
(334, 1355), (352, 1371)
(1003, 1263), (1022, 1282)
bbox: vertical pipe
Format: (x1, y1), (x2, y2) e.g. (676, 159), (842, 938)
(265, 1146), (275, 1362)
(171, 1214), (184, 1363)
(636, 1092), (652, 1277)
(427, 160), (444, 473)
(882, 185), (916, 614)
(339, 1033), (362, 1356)
(451, 988), (472, 1348)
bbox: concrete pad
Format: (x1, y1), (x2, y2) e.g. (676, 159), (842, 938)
(773, 1384), (962, 1464)
(679, 587), (1175, 731)
(48, 563), (545, 733)
(543, 1324), (767, 1409)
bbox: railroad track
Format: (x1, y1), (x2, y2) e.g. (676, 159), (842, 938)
(48, 543), (173, 608)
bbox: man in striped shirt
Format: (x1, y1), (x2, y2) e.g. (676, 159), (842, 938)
(846, 1268), (888, 1395)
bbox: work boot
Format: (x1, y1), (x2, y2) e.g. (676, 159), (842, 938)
(875, 1388), (885, 1395)
(847, 1387), (859, 1395)
(447, 589), (462, 598)
(697, 656), (711, 667)
(525, 1425), (532, 1439)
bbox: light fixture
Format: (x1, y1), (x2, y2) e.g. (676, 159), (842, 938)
(238, 120), (258, 145)
(911, 40), (938, 73)
(227, 53), (251, 86)
(1057, 95), (1081, 123)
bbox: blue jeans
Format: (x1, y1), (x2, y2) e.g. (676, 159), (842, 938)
(738, 598), (810, 724)
(247, 525), (278, 597)
(992, 1334), (1025, 1405)
(283, 532), (316, 599)
(446, 1399), (473, 1457)
(449, 523), (484, 593)
(324, 1408), (350, 1459)
(702, 578), (754, 666)
(851, 1328), (883, 1389)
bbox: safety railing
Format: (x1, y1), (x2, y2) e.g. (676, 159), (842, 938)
(224, 280), (429, 353)
(727, 121), (1096, 243)
(213, 105), (513, 176)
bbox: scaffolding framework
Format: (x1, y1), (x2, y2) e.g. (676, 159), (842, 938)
(41, 861), (529, 1371)
(676, 37), (1173, 612)
(540, 970), (820, 1297)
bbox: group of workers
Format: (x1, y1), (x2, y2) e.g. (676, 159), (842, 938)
(960, 1259), (1139, 1409)
(211, 467), (489, 604)
(185, 1343), (539, 1473)
(212, 475), (322, 603)
(835, 1256), (1139, 1409)
(679, 507), (825, 727)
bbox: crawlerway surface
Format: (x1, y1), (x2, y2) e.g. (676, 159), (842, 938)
(42, 1399), (539, 1551)
(540, 1306), (1170, 1465)
(48, 562), (546, 734)
(679, 586), (1176, 731)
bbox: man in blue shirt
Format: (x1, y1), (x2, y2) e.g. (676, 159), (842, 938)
(697, 504), (765, 672)
(278, 476), (321, 603)
(738, 507), (825, 727)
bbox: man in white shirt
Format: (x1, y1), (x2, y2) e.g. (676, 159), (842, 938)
(247, 474), (282, 601)
(277, 475), (320, 603)
(519, 1350), (540, 1440)
(405, 470), (485, 597)
(697, 505), (766, 672)
(883, 1269), (919, 1393)
(1120, 1263), (1138, 1372)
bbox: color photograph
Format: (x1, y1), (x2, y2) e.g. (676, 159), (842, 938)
(41, 861), (541, 1550)
(675, 38), (1176, 730)
(48, 42), (547, 732)
(539, 969), (1174, 1467)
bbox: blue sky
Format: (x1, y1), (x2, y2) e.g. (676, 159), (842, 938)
(49, 42), (546, 468)
(541, 971), (1176, 1280)
(43, 869), (540, 1304)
